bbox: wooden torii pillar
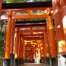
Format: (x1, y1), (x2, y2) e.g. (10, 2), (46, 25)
(52, 0), (66, 55)
(52, 0), (66, 56)
(19, 34), (24, 65)
(60, 0), (66, 54)
(22, 39), (25, 61)
(47, 8), (57, 66)
(44, 30), (50, 65)
(52, 0), (66, 66)
(10, 20), (15, 65)
(3, 10), (13, 66)
(42, 36), (47, 64)
(14, 28), (19, 66)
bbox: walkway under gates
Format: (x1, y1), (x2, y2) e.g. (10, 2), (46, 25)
(0, 0), (66, 66)
(23, 63), (45, 66)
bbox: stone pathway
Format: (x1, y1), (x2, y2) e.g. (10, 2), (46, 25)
(22, 63), (47, 66)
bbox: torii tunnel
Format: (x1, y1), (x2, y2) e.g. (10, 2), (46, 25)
(0, 0), (66, 66)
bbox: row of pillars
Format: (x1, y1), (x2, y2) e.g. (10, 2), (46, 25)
(0, 0), (66, 66)
(0, 1), (57, 65)
(2, 9), (57, 66)
(3, 11), (25, 66)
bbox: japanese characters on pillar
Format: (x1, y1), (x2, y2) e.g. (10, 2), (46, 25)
(52, 0), (66, 54)
(47, 8), (56, 58)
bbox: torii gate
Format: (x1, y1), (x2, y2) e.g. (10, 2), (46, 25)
(0, 0), (66, 66)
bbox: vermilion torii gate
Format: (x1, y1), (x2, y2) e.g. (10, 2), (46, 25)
(0, 0), (66, 66)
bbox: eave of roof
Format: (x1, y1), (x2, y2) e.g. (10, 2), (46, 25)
(2, 1), (52, 9)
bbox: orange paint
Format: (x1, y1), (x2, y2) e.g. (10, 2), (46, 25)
(47, 8), (56, 58)
(52, 0), (66, 54)
(19, 35), (23, 59)
(14, 28), (19, 58)
(22, 40), (25, 60)
(10, 20), (15, 54)
(44, 31), (50, 58)
(1, 10), (53, 20)
(60, 0), (66, 35)
(5, 10), (12, 58)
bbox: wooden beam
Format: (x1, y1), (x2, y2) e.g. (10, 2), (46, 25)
(1, 13), (53, 20)
(23, 37), (44, 40)
(19, 30), (44, 33)
(16, 26), (45, 28)
(22, 34), (44, 36)
(16, 25), (47, 30)
(13, 14), (48, 19)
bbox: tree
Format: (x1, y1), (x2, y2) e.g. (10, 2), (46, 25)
(6, 0), (51, 3)
(6, 0), (27, 3)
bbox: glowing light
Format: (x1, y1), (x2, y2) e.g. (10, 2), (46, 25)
(33, 32), (37, 34)
(40, 43), (42, 46)
(25, 42), (27, 45)
(54, 8), (58, 15)
(15, 53), (18, 58)
(24, 40), (30, 42)
(62, 15), (66, 28)
(58, 40), (66, 52)
(1, 15), (7, 19)
(57, 25), (61, 28)
(41, 47), (43, 50)
(46, 53), (49, 57)
(31, 40), (33, 44)
(44, 10), (47, 13)
(49, 26), (53, 29)
(51, 10), (53, 13)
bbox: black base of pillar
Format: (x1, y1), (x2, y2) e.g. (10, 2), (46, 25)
(40, 58), (44, 63)
(14, 59), (19, 66)
(32, 59), (35, 63)
(10, 54), (14, 66)
(10, 53), (14, 61)
(3, 59), (10, 66)
(19, 58), (24, 65)
(51, 58), (58, 66)
(46, 58), (50, 65)
(62, 54), (66, 58)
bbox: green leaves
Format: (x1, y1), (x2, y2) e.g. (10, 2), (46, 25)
(6, 0), (27, 3)
(6, 0), (51, 3)
(0, 31), (5, 57)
